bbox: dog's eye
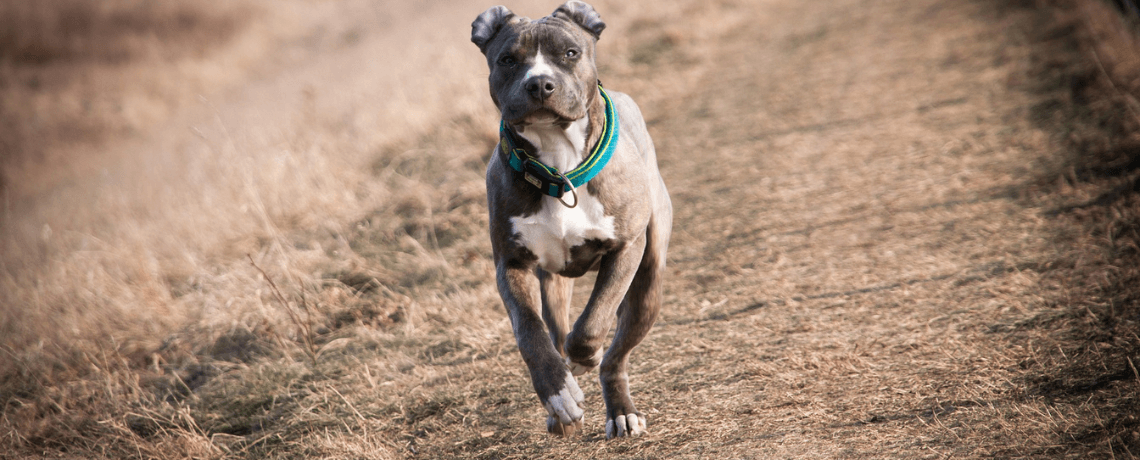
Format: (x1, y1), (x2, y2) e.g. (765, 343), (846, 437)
(565, 49), (579, 59)
(497, 55), (517, 68)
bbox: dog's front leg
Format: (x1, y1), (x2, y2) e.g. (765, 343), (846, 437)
(563, 233), (647, 375)
(496, 263), (585, 436)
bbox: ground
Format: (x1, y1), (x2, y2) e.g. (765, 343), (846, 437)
(2, 0), (1140, 459)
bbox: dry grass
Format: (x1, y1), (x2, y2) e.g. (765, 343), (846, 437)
(1015, 0), (1140, 455)
(2, 0), (1140, 458)
(0, 0), (273, 200)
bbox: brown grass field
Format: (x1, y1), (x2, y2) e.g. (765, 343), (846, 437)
(3, 0), (1140, 458)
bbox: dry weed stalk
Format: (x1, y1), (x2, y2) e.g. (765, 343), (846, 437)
(247, 254), (317, 363)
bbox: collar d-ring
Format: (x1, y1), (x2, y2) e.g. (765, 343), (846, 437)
(555, 170), (579, 208)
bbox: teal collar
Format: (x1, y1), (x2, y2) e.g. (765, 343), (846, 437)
(499, 86), (618, 208)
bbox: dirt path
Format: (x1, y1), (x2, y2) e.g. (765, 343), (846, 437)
(379, 0), (1132, 457)
(349, 0), (1127, 457)
(615, 0), (1065, 456)
(4, 0), (1139, 458)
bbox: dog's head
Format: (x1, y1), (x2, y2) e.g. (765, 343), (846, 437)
(471, 1), (605, 126)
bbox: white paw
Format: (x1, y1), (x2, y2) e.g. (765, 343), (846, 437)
(565, 348), (603, 376)
(605, 413), (646, 439)
(542, 370), (585, 425)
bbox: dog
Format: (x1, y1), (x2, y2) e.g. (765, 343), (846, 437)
(471, 1), (672, 439)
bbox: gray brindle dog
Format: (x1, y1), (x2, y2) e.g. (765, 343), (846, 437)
(471, 1), (672, 439)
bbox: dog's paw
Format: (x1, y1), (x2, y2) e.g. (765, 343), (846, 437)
(565, 348), (604, 376)
(605, 412), (646, 439)
(542, 370), (585, 436)
(547, 415), (583, 436)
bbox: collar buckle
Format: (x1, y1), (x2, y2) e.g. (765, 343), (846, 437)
(522, 158), (570, 201)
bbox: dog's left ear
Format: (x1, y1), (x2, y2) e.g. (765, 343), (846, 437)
(552, 1), (605, 39)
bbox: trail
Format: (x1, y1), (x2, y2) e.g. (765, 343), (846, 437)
(605, 0), (1063, 456)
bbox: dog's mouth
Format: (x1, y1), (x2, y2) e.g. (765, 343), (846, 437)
(501, 90), (586, 126)
(504, 106), (579, 128)
(517, 108), (568, 125)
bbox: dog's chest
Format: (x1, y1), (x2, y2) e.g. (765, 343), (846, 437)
(510, 191), (616, 274)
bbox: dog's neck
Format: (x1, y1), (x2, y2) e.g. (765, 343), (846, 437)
(510, 89), (605, 173)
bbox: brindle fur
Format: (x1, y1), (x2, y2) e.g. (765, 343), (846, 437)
(473, 1), (672, 438)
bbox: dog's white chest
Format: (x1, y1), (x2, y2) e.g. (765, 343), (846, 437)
(510, 191), (616, 273)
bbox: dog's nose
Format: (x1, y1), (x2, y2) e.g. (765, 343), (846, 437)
(525, 76), (556, 100)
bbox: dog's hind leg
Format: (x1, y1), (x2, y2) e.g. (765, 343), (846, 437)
(599, 218), (668, 439)
(538, 268), (573, 357)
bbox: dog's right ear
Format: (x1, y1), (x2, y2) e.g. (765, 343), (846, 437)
(472, 6), (514, 53)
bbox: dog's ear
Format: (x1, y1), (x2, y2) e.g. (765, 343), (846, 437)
(472, 6), (514, 53)
(552, 1), (605, 39)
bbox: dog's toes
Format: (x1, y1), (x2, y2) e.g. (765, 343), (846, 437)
(567, 359), (593, 376)
(543, 389), (584, 424)
(543, 389), (584, 437)
(542, 370), (585, 432)
(605, 413), (646, 439)
(569, 378), (585, 405)
(547, 416), (583, 437)
(565, 348), (603, 376)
